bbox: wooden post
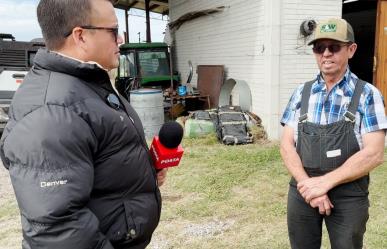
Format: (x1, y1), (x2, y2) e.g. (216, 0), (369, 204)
(145, 0), (151, 42)
(125, 8), (129, 43)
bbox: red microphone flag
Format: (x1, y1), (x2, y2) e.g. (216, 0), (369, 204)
(149, 136), (184, 169)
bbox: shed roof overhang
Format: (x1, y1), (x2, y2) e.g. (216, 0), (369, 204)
(114, 0), (169, 15)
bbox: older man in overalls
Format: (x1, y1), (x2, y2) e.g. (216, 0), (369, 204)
(280, 18), (386, 249)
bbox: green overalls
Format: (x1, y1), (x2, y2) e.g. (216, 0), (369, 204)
(288, 79), (369, 249)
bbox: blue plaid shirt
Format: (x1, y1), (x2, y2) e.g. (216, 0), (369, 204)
(281, 69), (387, 148)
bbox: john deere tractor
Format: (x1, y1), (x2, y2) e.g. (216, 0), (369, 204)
(115, 42), (179, 99)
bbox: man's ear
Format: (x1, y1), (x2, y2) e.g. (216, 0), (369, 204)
(348, 43), (357, 59)
(71, 27), (87, 50)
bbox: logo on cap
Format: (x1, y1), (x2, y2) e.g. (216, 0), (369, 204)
(320, 24), (337, 33)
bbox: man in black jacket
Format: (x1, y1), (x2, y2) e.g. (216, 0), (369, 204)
(0, 0), (167, 248)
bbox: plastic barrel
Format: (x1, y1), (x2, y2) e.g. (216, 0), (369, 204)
(130, 88), (164, 139)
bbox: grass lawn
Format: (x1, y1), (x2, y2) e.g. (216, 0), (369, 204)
(148, 135), (387, 248)
(1, 135), (386, 248)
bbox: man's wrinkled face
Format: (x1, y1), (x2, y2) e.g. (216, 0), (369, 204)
(312, 39), (357, 81)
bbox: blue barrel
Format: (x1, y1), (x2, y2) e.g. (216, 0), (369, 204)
(130, 88), (164, 139)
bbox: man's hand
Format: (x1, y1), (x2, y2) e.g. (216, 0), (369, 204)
(309, 194), (334, 216)
(156, 168), (168, 187)
(297, 176), (332, 203)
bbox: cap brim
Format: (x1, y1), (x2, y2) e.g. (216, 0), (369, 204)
(308, 37), (351, 46)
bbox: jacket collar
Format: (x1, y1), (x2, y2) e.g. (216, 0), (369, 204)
(33, 48), (111, 87)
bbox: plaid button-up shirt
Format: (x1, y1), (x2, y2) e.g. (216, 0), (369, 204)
(281, 69), (387, 148)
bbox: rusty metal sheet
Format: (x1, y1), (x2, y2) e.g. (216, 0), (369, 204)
(196, 65), (224, 108)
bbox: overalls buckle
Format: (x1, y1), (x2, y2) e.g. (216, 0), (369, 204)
(343, 111), (356, 123)
(298, 114), (308, 123)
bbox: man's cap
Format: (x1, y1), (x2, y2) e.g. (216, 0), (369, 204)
(308, 18), (355, 45)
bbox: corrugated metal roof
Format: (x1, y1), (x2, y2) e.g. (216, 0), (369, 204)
(114, 0), (169, 15)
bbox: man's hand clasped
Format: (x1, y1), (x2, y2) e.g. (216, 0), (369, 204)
(297, 176), (333, 215)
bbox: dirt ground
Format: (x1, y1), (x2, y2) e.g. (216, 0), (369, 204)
(0, 162), (214, 249)
(0, 161), (238, 249)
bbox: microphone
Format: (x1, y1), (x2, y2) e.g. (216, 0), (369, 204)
(150, 121), (184, 170)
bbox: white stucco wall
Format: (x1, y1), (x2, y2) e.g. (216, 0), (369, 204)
(278, 0), (342, 138)
(169, 0), (342, 139)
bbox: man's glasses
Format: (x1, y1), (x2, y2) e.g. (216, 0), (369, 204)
(64, 25), (119, 41)
(312, 43), (349, 54)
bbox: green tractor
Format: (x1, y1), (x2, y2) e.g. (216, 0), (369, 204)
(115, 42), (180, 100)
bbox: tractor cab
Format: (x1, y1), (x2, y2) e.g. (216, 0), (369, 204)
(115, 42), (179, 99)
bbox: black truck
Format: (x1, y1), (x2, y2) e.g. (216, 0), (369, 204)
(0, 33), (44, 133)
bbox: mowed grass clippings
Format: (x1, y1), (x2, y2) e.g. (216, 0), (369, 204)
(1, 135), (387, 249)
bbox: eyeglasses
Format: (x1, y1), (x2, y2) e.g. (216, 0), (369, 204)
(64, 25), (119, 41)
(312, 43), (349, 54)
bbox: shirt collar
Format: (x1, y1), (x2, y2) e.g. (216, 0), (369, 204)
(52, 51), (108, 71)
(312, 68), (355, 97)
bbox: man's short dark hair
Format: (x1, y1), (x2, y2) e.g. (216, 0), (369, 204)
(37, 0), (116, 50)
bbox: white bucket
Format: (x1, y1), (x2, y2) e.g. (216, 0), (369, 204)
(130, 88), (164, 139)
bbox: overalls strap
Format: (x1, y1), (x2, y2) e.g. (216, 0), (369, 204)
(299, 79), (316, 122)
(344, 79), (366, 122)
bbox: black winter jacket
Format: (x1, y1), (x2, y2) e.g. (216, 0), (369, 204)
(0, 49), (161, 249)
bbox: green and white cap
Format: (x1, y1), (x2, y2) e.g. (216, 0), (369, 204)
(308, 18), (355, 45)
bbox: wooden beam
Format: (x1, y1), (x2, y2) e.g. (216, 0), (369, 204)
(149, 0), (168, 7)
(125, 8), (129, 42)
(114, 0), (168, 15)
(145, 0), (151, 42)
(161, 8), (169, 16)
(127, 0), (139, 8)
(114, 1), (138, 10)
(149, 4), (159, 11)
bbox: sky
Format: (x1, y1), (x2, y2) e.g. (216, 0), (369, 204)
(0, 0), (168, 42)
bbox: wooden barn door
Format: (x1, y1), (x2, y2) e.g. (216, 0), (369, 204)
(374, 0), (387, 113)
